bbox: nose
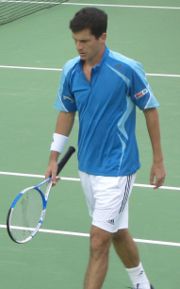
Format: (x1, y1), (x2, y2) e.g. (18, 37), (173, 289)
(76, 41), (83, 52)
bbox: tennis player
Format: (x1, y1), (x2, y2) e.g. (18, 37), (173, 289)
(45, 7), (166, 289)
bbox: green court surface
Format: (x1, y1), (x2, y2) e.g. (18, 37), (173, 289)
(0, 1), (180, 289)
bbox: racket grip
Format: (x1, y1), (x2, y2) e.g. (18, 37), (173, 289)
(56, 146), (76, 175)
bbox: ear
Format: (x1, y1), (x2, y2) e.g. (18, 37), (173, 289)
(100, 33), (107, 42)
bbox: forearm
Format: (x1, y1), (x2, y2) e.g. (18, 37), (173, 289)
(50, 111), (75, 161)
(144, 108), (163, 163)
(45, 111), (75, 182)
(54, 111), (75, 136)
(143, 108), (166, 188)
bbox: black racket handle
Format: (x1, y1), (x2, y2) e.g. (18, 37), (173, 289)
(56, 146), (76, 175)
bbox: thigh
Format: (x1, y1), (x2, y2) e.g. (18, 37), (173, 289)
(92, 174), (136, 233)
(79, 171), (136, 233)
(79, 171), (95, 217)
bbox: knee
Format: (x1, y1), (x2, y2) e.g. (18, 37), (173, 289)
(89, 227), (112, 258)
(112, 228), (129, 244)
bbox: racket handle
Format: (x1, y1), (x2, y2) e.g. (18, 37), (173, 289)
(56, 146), (76, 175)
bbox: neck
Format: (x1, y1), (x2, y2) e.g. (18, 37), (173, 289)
(86, 46), (106, 67)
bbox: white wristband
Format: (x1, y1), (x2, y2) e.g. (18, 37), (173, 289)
(50, 133), (69, 153)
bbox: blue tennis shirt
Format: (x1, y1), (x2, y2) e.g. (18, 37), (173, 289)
(55, 47), (159, 176)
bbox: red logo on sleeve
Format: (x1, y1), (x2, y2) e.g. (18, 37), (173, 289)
(135, 88), (148, 99)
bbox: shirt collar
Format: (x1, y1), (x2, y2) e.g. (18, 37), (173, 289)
(78, 46), (109, 70)
(93, 46), (109, 69)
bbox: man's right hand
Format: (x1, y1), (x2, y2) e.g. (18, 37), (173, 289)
(45, 160), (59, 185)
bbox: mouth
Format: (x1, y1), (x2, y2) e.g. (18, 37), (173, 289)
(79, 52), (86, 57)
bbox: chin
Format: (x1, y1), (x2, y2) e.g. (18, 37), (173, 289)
(79, 55), (86, 60)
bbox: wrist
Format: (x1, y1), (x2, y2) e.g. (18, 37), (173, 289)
(153, 158), (164, 165)
(50, 133), (69, 153)
(49, 151), (59, 162)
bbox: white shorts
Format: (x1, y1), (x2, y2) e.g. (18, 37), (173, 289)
(79, 171), (136, 233)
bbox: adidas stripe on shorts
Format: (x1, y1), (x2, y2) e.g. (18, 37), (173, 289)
(79, 171), (136, 233)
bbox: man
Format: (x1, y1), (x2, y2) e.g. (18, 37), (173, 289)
(45, 7), (166, 289)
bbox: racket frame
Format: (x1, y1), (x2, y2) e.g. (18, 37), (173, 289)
(6, 146), (75, 244)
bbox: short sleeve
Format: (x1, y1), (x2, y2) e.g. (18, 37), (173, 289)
(54, 63), (77, 112)
(130, 62), (159, 110)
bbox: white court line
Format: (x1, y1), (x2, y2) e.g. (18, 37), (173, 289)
(1, 1), (179, 10)
(0, 65), (61, 72)
(0, 65), (180, 78)
(0, 224), (180, 247)
(0, 171), (180, 191)
(1, 172), (179, 247)
(147, 73), (180, 78)
(63, 2), (180, 10)
(0, 0), (179, 10)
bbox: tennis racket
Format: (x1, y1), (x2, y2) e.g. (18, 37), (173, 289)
(6, 146), (76, 244)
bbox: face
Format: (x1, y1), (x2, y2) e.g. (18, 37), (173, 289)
(72, 29), (106, 64)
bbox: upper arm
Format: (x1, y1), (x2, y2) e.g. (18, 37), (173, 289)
(129, 62), (159, 110)
(55, 60), (79, 113)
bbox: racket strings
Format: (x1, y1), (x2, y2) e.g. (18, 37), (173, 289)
(9, 188), (44, 242)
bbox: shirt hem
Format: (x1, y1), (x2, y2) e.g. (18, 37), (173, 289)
(78, 166), (140, 177)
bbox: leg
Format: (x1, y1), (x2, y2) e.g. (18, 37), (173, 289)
(112, 228), (139, 268)
(112, 229), (151, 289)
(84, 225), (112, 289)
(80, 172), (151, 289)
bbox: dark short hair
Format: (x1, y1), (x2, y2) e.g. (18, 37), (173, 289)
(69, 7), (108, 38)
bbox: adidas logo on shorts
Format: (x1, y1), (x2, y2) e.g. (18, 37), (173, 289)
(107, 219), (115, 225)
